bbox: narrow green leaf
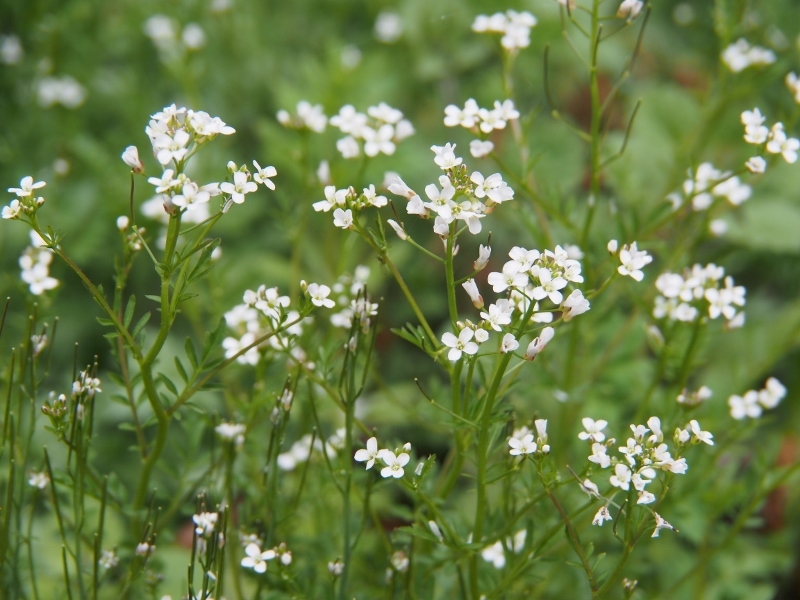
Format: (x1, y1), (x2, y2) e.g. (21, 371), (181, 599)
(185, 338), (198, 369)
(174, 357), (189, 383)
(123, 295), (136, 327)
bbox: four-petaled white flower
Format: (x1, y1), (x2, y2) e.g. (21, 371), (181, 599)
(221, 171), (258, 204)
(252, 161), (277, 190)
(354, 437), (383, 469)
(441, 328), (479, 361)
(579, 418), (607, 442)
(617, 242), (652, 281)
(307, 283), (335, 308)
(380, 451), (410, 478)
(333, 208), (353, 229)
(8, 176), (46, 198)
(241, 542), (276, 573)
(508, 433), (536, 456)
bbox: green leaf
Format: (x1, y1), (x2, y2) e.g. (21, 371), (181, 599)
(144, 294), (161, 303)
(96, 317), (115, 327)
(131, 312), (151, 338)
(158, 374), (179, 397)
(123, 295), (136, 327)
(185, 337), (198, 369)
(174, 357), (189, 383)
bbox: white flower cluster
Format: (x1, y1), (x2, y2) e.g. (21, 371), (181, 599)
(653, 263), (745, 325)
(276, 428), (345, 471)
(327, 267), (380, 333)
(3, 176), (46, 221)
(241, 540), (292, 574)
(222, 286), (306, 366)
(72, 369), (102, 398)
(440, 245), (588, 362)
(37, 75), (86, 109)
(721, 38), (776, 73)
(277, 101), (327, 133)
(354, 437), (415, 479)
(443, 99), (520, 157)
(215, 422), (245, 447)
(507, 421), (550, 456)
(667, 162), (751, 211)
(580, 416), (708, 510)
(676, 385), (712, 406)
(386, 145), (514, 240)
(313, 184), (388, 230)
(481, 530), (526, 569)
(18, 233), (58, 295)
(146, 104), (235, 165)
(329, 103), (414, 158)
(728, 377), (786, 420)
(472, 10), (537, 51)
(741, 108), (799, 171)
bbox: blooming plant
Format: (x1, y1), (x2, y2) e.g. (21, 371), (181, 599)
(0, 1), (798, 599)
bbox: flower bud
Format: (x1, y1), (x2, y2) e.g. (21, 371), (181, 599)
(122, 146), (145, 174)
(116, 215), (129, 231)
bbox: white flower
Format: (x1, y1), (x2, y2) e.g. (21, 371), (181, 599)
(122, 146), (144, 173)
(745, 156), (766, 173)
(617, 0), (643, 19)
(580, 479), (600, 498)
(588, 442), (611, 468)
(579, 418), (607, 442)
(28, 472), (49, 489)
(481, 541), (506, 569)
(759, 377), (786, 409)
(354, 437), (383, 469)
(98, 550), (119, 570)
(333, 208), (353, 229)
(652, 513), (676, 538)
(307, 283), (335, 308)
(610, 464), (632, 490)
(215, 422), (245, 446)
(470, 139), (494, 158)
(2, 199), (21, 219)
(592, 506), (612, 526)
(442, 328), (479, 361)
(193, 512), (218, 536)
(480, 302), (513, 331)
(474, 244), (491, 271)
(380, 451), (410, 478)
(508, 433), (536, 456)
(430, 143), (462, 169)
(524, 326), (554, 360)
(617, 242), (652, 281)
(462, 279), (484, 308)
(500, 333), (519, 354)
(637, 491), (656, 505)
(534, 419), (550, 453)
(689, 420), (714, 445)
(221, 171), (258, 204)
(561, 289), (590, 322)
(252, 161), (277, 190)
(241, 543), (276, 573)
(363, 124), (396, 157)
(8, 176), (46, 198)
